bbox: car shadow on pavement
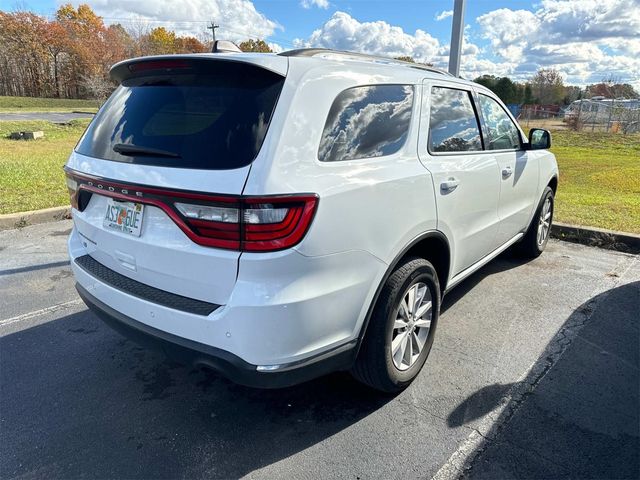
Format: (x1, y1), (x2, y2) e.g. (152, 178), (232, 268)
(447, 280), (640, 479)
(442, 250), (534, 313)
(0, 309), (392, 479)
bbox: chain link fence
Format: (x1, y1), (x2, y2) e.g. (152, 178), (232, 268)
(518, 99), (640, 133)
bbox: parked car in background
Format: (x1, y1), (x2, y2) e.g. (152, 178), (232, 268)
(65, 49), (558, 392)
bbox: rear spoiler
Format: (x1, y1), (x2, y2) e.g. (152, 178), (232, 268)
(110, 53), (288, 83)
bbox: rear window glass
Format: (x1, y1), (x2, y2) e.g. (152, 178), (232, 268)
(76, 61), (284, 170)
(318, 85), (414, 162)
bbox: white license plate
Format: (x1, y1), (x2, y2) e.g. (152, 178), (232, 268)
(103, 199), (144, 237)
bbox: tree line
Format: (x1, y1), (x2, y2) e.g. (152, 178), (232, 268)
(474, 70), (638, 106)
(0, 5), (273, 99)
(1, 5), (637, 104)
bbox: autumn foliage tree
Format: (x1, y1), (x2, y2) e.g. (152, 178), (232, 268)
(0, 4), (209, 99)
(238, 39), (272, 53)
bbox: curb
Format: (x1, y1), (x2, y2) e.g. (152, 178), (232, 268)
(0, 206), (71, 231)
(1, 206), (638, 254)
(551, 222), (640, 254)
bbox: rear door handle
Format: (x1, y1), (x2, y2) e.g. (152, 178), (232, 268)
(441, 178), (460, 192)
(502, 166), (513, 178)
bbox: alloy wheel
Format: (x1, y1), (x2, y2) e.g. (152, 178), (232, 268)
(537, 197), (552, 246)
(391, 282), (432, 371)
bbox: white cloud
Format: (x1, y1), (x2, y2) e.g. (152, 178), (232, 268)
(64, 0), (281, 42)
(477, 0), (640, 88)
(435, 10), (453, 21)
(294, 12), (441, 64)
(293, 11), (509, 80)
(268, 41), (285, 53)
(301, 0), (329, 9)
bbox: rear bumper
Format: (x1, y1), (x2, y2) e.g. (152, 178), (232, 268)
(77, 283), (357, 388)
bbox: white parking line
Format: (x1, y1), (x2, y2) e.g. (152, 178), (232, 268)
(0, 299), (84, 327)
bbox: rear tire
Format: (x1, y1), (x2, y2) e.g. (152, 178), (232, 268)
(352, 257), (440, 393)
(516, 186), (554, 258)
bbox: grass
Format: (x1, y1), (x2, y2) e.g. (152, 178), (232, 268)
(547, 129), (640, 233)
(0, 119), (90, 214)
(0, 119), (638, 233)
(0, 96), (99, 113)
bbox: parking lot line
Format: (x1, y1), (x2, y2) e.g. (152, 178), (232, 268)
(0, 299), (83, 327)
(432, 255), (639, 480)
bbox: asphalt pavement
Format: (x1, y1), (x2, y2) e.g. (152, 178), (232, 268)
(1, 220), (638, 479)
(0, 112), (94, 123)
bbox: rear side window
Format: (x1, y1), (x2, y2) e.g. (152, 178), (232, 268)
(428, 87), (482, 153)
(478, 94), (521, 150)
(318, 85), (414, 162)
(75, 61), (285, 170)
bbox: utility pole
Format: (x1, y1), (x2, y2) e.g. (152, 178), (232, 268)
(207, 20), (220, 43)
(448, 0), (466, 77)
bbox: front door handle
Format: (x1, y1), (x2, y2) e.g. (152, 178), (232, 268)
(502, 166), (513, 178)
(441, 178), (460, 192)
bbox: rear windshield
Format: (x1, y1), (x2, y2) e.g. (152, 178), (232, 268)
(76, 61), (285, 170)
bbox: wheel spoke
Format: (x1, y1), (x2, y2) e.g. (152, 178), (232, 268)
(414, 285), (426, 312)
(404, 332), (413, 366)
(392, 331), (408, 356)
(397, 332), (409, 366)
(413, 330), (426, 352)
(415, 300), (432, 320)
(414, 318), (431, 328)
(393, 320), (406, 330)
(398, 298), (410, 321)
(406, 286), (416, 316)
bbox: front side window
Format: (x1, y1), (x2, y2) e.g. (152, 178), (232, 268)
(318, 85), (414, 162)
(428, 87), (482, 153)
(478, 94), (521, 150)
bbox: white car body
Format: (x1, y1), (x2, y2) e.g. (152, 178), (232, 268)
(66, 50), (558, 387)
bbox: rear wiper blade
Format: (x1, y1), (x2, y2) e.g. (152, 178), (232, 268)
(113, 143), (180, 158)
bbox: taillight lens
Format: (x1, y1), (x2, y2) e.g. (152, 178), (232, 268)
(175, 203), (239, 223)
(176, 195), (318, 252)
(243, 196), (318, 252)
(66, 174), (79, 209)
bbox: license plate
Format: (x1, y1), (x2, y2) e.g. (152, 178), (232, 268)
(103, 199), (144, 237)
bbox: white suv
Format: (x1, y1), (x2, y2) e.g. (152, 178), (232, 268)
(65, 49), (558, 392)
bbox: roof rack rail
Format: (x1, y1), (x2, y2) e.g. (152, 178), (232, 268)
(279, 48), (453, 76)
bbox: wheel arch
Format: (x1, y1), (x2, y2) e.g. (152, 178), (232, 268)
(354, 230), (451, 355)
(547, 175), (558, 194)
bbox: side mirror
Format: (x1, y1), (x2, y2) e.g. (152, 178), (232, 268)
(527, 128), (551, 150)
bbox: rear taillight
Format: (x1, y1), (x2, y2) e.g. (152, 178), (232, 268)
(65, 174), (79, 209)
(176, 195), (319, 252)
(243, 196), (318, 252)
(64, 170), (318, 252)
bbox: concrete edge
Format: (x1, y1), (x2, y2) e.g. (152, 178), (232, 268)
(551, 222), (640, 254)
(0, 206), (71, 231)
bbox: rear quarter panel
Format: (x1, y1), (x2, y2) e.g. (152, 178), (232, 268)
(243, 60), (438, 264)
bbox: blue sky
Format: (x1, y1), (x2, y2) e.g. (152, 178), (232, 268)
(2, 0), (639, 88)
